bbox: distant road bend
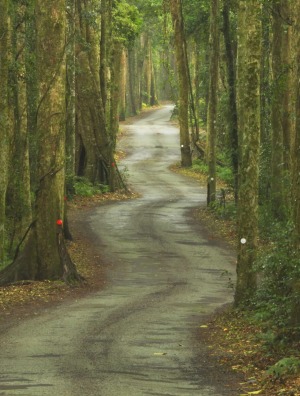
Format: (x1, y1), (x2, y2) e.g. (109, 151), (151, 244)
(0, 105), (236, 395)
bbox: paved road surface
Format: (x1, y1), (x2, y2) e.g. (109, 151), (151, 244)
(0, 105), (236, 395)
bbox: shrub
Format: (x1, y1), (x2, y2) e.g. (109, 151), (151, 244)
(267, 357), (300, 379)
(68, 177), (109, 198)
(253, 227), (300, 328)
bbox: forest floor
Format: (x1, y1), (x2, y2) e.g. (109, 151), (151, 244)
(1, 108), (299, 395)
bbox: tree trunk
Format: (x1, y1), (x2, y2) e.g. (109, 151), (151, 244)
(169, 0), (192, 167)
(281, 24), (292, 172)
(66, 0), (76, 178)
(222, 0), (239, 203)
(25, 0), (38, 193)
(100, 0), (108, 112)
(109, 41), (124, 191)
(0, 0), (81, 284)
(75, 0), (114, 189)
(206, 0), (219, 205)
(142, 33), (151, 106)
(150, 56), (158, 106)
(291, 0), (300, 325)
(127, 46), (139, 116)
(6, 4), (32, 257)
(235, 0), (262, 305)
(0, 0), (10, 263)
(292, 1), (300, 248)
(119, 49), (127, 121)
(270, 0), (285, 220)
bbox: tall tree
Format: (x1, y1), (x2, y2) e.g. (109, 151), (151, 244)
(206, 0), (219, 205)
(6, 2), (32, 255)
(235, 0), (262, 305)
(66, 0), (76, 179)
(75, 0), (111, 185)
(270, 0), (286, 220)
(0, 0), (80, 284)
(290, 0), (300, 324)
(222, 0), (239, 203)
(169, 0), (192, 167)
(292, 0), (300, 249)
(0, 0), (10, 263)
(25, 0), (38, 192)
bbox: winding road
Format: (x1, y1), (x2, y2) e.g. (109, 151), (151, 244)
(0, 105), (236, 395)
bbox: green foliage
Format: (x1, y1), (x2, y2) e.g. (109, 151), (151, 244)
(191, 158), (234, 188)
(211, 200), (237, 220)
(67, 177), (109, 198)
(182, 0), (209, 37)
(112, 0), (142, 45)
(80, 9), (99, 30)
(253, 222), (300, 327)
(217, 165), (234, 188)
(267, 357), (300, 379)
(192, 158), (208, 174)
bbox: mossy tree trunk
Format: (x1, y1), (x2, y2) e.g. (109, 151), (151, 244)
(270, 0), (287, 220)
(119, 49), (127, 121)
(292, 1), (300, 249)
(127, 45), (141, 116)
(6, 3), (32, 257)
(290, 0), (300, 325)
(25, 0), (38, 193)
(0, 0), (81, 285)
(169, 0), (192, 167)
(235, 0), (262, 306)
(206, 0), (219, 205)
(66, 0), (76, 179)
(141, 33), (151, 106)
(0, 0), (10, 264)
(222, 0), (239, 203)
(75, 0), (114, 189)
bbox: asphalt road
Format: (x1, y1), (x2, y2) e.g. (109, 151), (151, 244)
(0, 105), (236, 395)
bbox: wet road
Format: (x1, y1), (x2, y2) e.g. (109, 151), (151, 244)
(0, 105), (235, 395)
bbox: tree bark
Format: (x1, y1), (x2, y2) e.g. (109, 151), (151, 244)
(270, 0), (286, 220)
(127, 45), (140, 116)
(25, 0), (38, 192)
(222, 0), (239, 203)
(119, 49), (127, 121)
(235, 0), (262, 305)
(0, 0), (10, 263)
(206, 0), (219, 205)
(292, 1), (300, 248)
(75, 0), (114, 189)
(6, 4), (32, 257)
(66, 0), (76, 178)
(0, 0), (82, 284)
(290, 0), (300, 325)
(169, 0), (192, 167)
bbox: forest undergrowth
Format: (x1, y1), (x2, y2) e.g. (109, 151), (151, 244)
(172, 159), (300, 396)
